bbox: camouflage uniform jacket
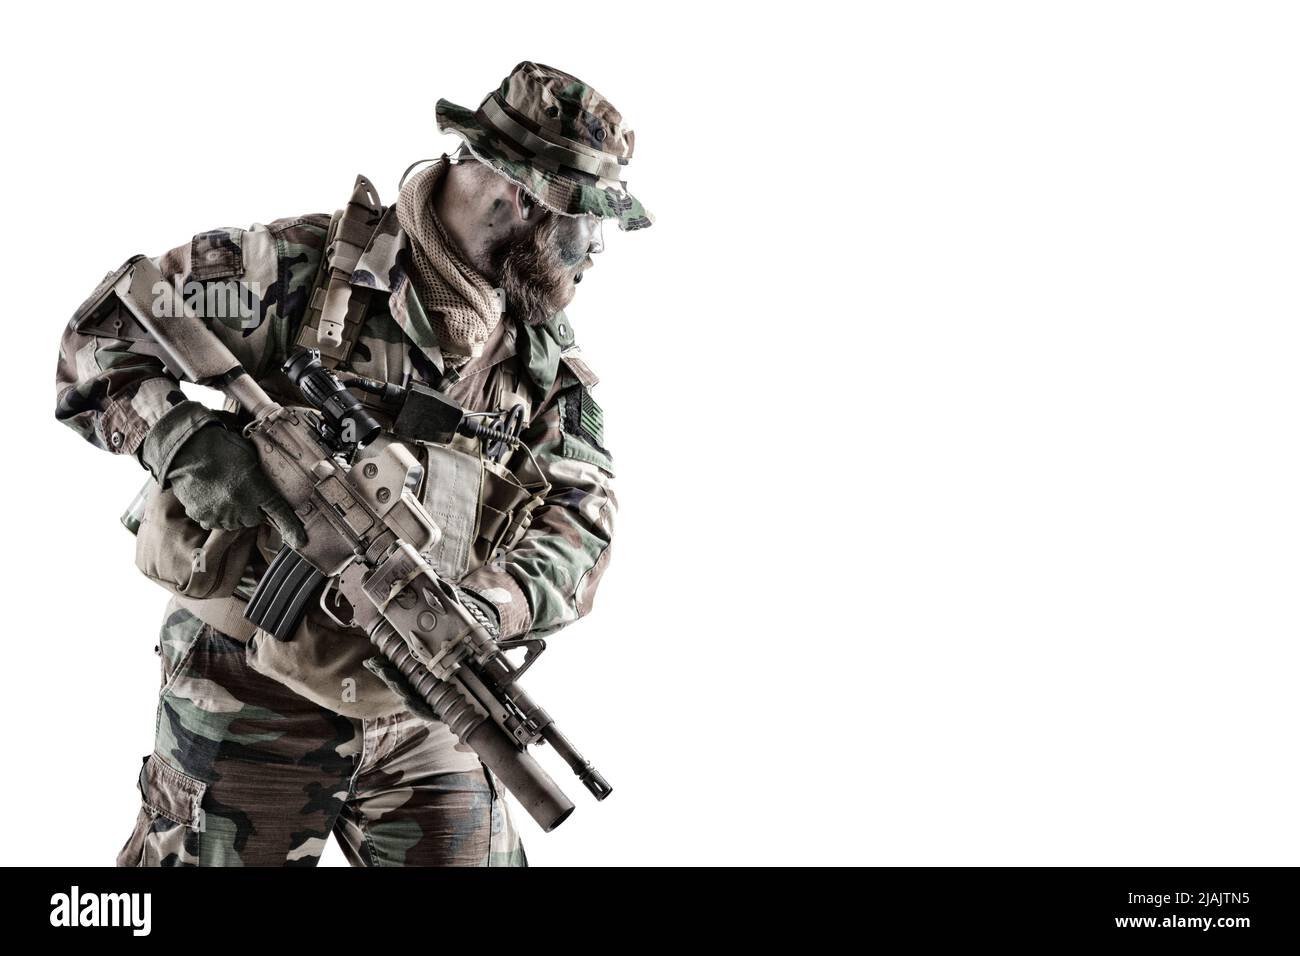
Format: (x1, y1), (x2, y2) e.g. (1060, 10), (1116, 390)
(55, 197), (617, 640)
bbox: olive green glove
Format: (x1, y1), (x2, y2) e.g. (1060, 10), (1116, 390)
(141, 401), (307, 547)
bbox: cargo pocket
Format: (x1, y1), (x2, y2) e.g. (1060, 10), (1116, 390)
(116, 754), (207, 867)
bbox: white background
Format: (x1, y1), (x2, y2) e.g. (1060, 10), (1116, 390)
(1, 1), (1297, 866)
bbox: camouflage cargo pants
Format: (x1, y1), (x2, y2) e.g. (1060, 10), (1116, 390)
(116, 602), (527, 867)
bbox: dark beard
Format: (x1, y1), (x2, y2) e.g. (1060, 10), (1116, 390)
(496, 212), (581, 327)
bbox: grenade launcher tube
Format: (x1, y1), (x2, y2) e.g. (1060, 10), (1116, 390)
(369, 620), (575, 831)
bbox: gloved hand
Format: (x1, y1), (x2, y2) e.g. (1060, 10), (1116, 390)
(141, 401), (307, 547)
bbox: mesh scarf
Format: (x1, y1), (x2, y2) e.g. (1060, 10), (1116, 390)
(396, 159), (502, 361)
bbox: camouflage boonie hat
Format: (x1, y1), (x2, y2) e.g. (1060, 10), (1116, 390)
(437, 61), (652, 232)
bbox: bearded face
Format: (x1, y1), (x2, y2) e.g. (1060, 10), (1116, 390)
(496, 210), (601, 327)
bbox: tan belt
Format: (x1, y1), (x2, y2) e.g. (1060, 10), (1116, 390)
(173, 593), (259, 643)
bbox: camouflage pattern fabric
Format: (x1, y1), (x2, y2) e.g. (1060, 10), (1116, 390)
(55, 201), (617, 640)
(117, 601), (526, 867)
(58, 173), (619, 863)
(437, 61), (652, 231)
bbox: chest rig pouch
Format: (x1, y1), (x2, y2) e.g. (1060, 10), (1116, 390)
(417, 437), (547, 580)
(389, 381), (547, 581)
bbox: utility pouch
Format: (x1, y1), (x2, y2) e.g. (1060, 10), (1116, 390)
(476, 457), (548, 569)
(245, 598), (406, 719)
(128, 479), (257, 601)
(417, 441), (549, 580)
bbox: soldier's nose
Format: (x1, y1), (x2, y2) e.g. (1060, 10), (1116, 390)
(588, 218), (605, 256)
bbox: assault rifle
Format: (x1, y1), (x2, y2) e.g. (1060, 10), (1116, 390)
(104, 256), (610, 831)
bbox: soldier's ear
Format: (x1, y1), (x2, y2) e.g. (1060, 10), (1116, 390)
(512, 185), (535, 223)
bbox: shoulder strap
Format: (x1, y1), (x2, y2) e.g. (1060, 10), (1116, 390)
(295, 175), (384, 367)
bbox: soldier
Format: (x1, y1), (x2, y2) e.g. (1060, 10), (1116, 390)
(54, 61), (650, 866)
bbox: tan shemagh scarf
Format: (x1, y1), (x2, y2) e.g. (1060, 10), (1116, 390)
(396, 158), (502, 362)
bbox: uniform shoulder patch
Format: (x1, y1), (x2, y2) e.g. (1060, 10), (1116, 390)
(189, 228), (244, 282)
(559, 383), (613, 475)
(562, 383), (606, 453)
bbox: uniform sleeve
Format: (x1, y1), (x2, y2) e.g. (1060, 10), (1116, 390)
(54, 216), (329, 457)
(460, 366), (618, 639)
